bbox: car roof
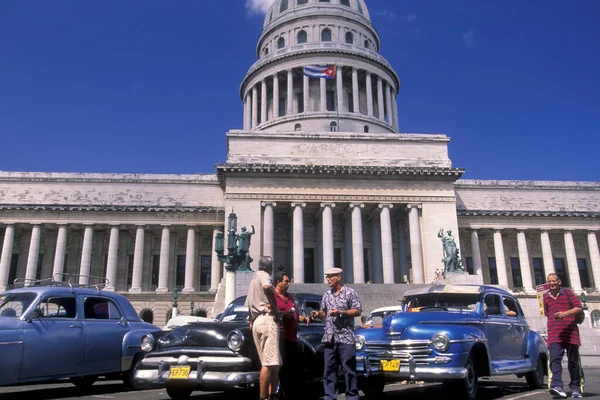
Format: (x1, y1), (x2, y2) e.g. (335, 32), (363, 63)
(402, 284), (513, 297)
(1, 285), (125, 298)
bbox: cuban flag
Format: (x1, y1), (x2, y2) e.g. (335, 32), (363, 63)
(303, 65), (336, 79)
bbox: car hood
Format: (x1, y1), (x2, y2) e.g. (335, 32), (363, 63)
(156, 321), (249, 350)
(360, 311), (479, 336)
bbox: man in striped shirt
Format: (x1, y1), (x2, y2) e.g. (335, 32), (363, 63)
(543, 273), (584, 398)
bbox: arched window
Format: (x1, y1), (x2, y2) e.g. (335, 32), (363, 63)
(329, 121), (338, 132)
(298, 0), (308, 4)
(280, 0), (288, 12)
(364, 125), (369, 133)
(263, 47), (269, 56)
(364, 40), (369, 49)
(297, 30), (307, 44)
(322, 28), (332, 42)
(139, 309), (154, 324)
(340, 0), (350, 6)
(194, 309), (208, 318)
(294, 123), (302, 131)
(345, 32), (354, 44)
(357, 0), (364, 15)
(277, 37), (285, 49)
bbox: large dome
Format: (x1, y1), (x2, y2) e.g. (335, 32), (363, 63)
(263, 0), (371, 28)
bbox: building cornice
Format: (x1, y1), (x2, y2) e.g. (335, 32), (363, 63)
(456, 179), (600, 191)
(0, 172), (218, 184)
(0, 204), (223, 213)
(457, 209), (600, 219)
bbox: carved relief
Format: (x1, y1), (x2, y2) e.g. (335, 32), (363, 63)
(39, 234), (46, 252)
(575, 237), (586, 254)
(551, 238), (564, 254)
(305, 222), (316, 238)
(176, 235), (186, 251)
(128, 235), (136, 251)
(506, 238), (518, 255)
(200, 237), (211, 249)
(152, 235), (161, 251)
(529, 236), (541, 254)
(275, 223), (289, 240)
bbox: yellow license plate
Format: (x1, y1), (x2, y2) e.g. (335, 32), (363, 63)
(168, 365), (191, 379)
(380, 359), (400, 372)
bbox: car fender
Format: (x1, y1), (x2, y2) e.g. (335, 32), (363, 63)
(403, 322), (488, 352)
(121, 327), (159, 371)
(526, 330), (548, 366)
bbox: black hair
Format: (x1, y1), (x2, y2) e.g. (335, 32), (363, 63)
(273, 265), (288, 285)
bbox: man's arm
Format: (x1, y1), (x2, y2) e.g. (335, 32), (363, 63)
(263, 285), (280, 319)
(554, 290), (583, 319)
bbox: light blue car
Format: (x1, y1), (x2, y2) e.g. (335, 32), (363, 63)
(355, 284), (548, 400)
(0, 279), (158, 389)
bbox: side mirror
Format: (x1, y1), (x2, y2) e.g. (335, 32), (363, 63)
(27, 309), (42, 322)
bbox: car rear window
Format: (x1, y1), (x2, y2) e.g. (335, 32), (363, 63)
(84, 297), (122, 320)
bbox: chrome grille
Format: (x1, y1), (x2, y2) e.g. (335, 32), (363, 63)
(364, 340), (432, 364)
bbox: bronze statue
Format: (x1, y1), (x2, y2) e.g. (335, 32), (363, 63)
(438, 229), (466, 273)
(236, 226), (255, 272)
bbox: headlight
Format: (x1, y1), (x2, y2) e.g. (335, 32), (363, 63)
(355, 335), (365, 351)
(141, 334), (155, 352)
(431, 333), (450, 352)
(227, 330), (244, 352)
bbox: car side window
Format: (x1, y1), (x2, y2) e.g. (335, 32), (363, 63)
(36, 297), (77, 319)
(483, 294), (502, 316)
(503, 297), (519, 318)
(84, 297), (122, 320)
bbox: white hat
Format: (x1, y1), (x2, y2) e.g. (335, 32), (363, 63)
(324, 267), (343, 276)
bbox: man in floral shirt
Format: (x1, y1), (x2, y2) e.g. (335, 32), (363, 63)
(311, 267), (362, 400)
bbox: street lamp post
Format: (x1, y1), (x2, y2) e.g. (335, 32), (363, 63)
(214, 210), (255, 306)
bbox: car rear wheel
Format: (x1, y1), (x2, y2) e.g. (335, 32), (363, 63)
(361, 377), (385, 399)
(525, 355), (546, 389)
(70, 375), (97, 390)
(166, 385), (194, 400)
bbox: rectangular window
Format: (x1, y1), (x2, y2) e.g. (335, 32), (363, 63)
(554, 258), (569, 287)
(200, 255), (211, 291)
(127, 255), (134, 288)
(347, 92), (353, 113)
(577, 258), (591, 289)
(364, 249), (370, 283)
(488, 257), (498, 285)
(304, 249), (315, 283)
(37, 296), (77, 319)
(151, 255), (160, 290)
(510, 258), (523, 288)
(279, 97), (286, 117)
(326, 90), (335, 111)
(466, 257), (474, 275)
(334, 249), (342, 270)
(176, 255), (186, 289)
(84, 297), (122, 320)
(297, 93), (304, 113)
(35, 254), (44, 281)
(532, 258), (545, 286)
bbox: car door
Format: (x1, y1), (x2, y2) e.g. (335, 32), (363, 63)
(481, 294), (511, 368)
(81, 296), (131, 374)
(502, 296), (528, 361)
(20, 295), (83, 379)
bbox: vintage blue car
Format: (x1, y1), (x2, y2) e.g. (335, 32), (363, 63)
(0, 276), (158, 389)
(355, 284), (548, 400)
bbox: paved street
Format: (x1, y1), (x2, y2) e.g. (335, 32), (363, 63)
(1, 370), (599, 400)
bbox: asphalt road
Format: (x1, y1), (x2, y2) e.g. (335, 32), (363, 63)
(1, 370), (599, 400)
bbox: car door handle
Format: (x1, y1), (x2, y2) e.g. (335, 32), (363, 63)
(69, 325), (82, 329)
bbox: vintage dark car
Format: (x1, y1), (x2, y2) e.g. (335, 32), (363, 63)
(0, 275), (159, 389)
(355, 284), (548, 400)
(133, 293), (326, 399)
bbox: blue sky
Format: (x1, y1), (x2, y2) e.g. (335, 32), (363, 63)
(1, 0), (599, 181)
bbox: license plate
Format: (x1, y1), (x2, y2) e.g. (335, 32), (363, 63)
(168, 365), (191, 379)
(380, 359), (400, 372)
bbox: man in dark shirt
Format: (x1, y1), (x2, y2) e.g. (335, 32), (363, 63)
(543, 273), (584, 398)
(311, 267), (362, 400)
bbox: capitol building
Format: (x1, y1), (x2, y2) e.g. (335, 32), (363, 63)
(1, 0), (599, 328)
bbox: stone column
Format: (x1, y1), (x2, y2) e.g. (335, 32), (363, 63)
(25, 225), (42, 284)
(317, 217), (323, 281)
(587, 230), (600, 292)
(303, 74), (310, 113)
(105, 225), (120, 291)
(350, 204), (365, 283)
(516, 230), (534, 292)
(251, 86), (258, 128)
(321, 203), (335, 273)
(343, 211), (354, 283)
(366, 72), (374, 117)
(287, 69), (294, 115)
(392, 91), (399, 131)
(262, 202), (276, 258)
(470, 229), (483, 278)
(385, 82), (393, 125)
(320, 76), (327, 112)
(291, 203), (305, 283)
(352, 67), (359, 113)
(52, 224), (68, 280)
(379, 204), (394, 283)
(273, 73), (280, 118)
(564, 230), (582, 292)
(79, 225), (94, 285)
(210, 226), (222, 293)
(377, 76), (385, 120)
(370, 214), (382, 283)
(336, 65), (344, 112)
(243, 93), (250, 130)
(156, 226), (171, 293)
(407, 205), (424, 283)
(493, 229), (509, 287)
(261, 79), (267, 124)
(540, 230), (554, 275)
(0, 224), (15, 291)
(183, 227), (197, 293)
(129, 226), (145, 292)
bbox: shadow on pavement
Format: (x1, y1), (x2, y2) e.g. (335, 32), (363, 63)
(0, 382), (128, 400)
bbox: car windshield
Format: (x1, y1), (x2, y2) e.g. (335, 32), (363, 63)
(366, 310), (401, 325)
(0, 293), (37, 318)
(404, 293), (479, 313)
(220, 304), (249, 322)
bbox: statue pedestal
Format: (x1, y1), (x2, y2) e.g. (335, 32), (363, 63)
(440, 272), (484, 285)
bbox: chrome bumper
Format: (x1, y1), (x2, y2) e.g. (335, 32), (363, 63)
(134, 354), (259, 388)
(358, 355), (468, 381)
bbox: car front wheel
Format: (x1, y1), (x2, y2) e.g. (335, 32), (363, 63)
(166, 385), (194, 400)
(525, 355), (546, 389)
(449, 354), (478, 400)
(122, 354), (149, 391)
